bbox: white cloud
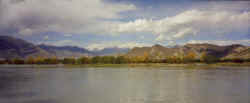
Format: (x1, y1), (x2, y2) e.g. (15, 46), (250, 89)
(187, 39), (250, 46)
(63, 34), (73, 37)
(0, 0), (136, 35)
(43, 35), (49, 40)
(1, 0), (249, 47)
(18, 28), (33, 36)
(86, 41), (152, 51)
(110, 10), (250, 42)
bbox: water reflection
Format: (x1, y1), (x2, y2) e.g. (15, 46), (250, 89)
(0, 67), (249, 103)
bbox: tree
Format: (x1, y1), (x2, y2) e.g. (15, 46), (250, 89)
(231, 58), (244, 63)
(34, 56), (45, 64)
(201, 52), (218, 63)
(44, 57), (59, 64)
(63, 58), (76, 64)
(102, 56), (116, 64)
(26, 57), (35, 64)
(12, 58), (25, 64)
(115, 56), (127, 64)
(0, 60), (7, 64)
(91, 56), (101, 64)
(183, 52), (196, 63)
(132, 56), (145, 63)
(77, 57), (90, 64)
(143, 52), (150, 63)
(172, 56), (182, 64)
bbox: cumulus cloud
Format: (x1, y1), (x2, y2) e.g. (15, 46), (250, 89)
(0, 0), (136, 35)
(86, 41), (152, 50)
(1, 0), (249, 47)
(110, 10), (250, 42)
(187, 39), (250, 46)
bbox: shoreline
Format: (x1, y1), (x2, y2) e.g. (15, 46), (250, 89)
(0, 62), (249, 69)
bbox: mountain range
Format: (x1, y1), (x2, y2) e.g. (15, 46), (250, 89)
(127, 44), (250, 60)
(0, 35), (250, 60)
(0, 36), (129, 59)
(0, 36), (50, 59)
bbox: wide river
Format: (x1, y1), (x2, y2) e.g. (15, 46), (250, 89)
(0, 67), (249, 103)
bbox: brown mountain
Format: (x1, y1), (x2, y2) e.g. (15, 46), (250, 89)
(126, 43), (250, 60)
(1, 35), (249, 60)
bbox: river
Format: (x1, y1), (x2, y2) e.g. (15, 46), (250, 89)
(0, 67), (249, 103)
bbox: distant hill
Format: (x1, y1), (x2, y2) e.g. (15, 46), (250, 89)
(0, 36), (50, 59)
(39, 44), (130, 57)
(38, 44), (92, 58)
(126, 43), (250, 60)
(0, 36), (130, 59)
(92, 47), (130, 56)
(1, 35), (249, 59)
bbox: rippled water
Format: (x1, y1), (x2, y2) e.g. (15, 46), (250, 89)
(0, 67), (249, 103)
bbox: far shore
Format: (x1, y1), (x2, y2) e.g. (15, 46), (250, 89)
(0, 62), (250, 69)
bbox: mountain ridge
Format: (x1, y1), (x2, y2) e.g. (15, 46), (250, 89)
(0, 35), (250, 60)
(0, 36), (130, 59)
(0, 36), (51, 59)
(127, 43), (250, 60)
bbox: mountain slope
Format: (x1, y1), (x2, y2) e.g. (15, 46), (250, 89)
(0, 35), (129, 59)
(0, 36), (50, 59)
(223, 45), (250, 59)
(1, 35), (249, 59)
(127, 43), (250, 60)
(38, 44), (91, 58)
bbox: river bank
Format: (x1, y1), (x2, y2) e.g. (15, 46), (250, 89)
(0, 62), (249, 69)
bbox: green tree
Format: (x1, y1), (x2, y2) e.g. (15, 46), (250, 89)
(115, 56), (127, 64)
(63, 58), (76, 64)
(77, 57), (90, 64)
(91, 56), (101, 64)
(12, 58), (25, 64)
(102, 56), (116, 64)
(44, 57), (59, 64)
(201, 52), (218, 63)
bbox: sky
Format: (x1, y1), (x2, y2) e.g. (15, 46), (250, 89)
(0, 0), (249, 50)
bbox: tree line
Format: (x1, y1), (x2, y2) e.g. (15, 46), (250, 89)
(0, 53), (249, 65)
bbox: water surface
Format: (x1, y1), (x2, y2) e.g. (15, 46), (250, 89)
(0, 67), (249, 103)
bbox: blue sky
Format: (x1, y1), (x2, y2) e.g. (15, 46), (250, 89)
(0, 0), (249, 50)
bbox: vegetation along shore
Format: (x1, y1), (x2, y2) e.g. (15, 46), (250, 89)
(0, 55), (250, 68)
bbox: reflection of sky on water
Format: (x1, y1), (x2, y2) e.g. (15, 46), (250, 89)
(0, 67), (249, 103)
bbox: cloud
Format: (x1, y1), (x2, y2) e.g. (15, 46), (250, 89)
(110, 10), (250, 42)
(0, 0), (136, 35)
(43, 35), (49, 40)
(1, 0), (249, 47)
(187, 39), (250, 46)
(86, 41), (152, 50)
(63, 34), (73, 37)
